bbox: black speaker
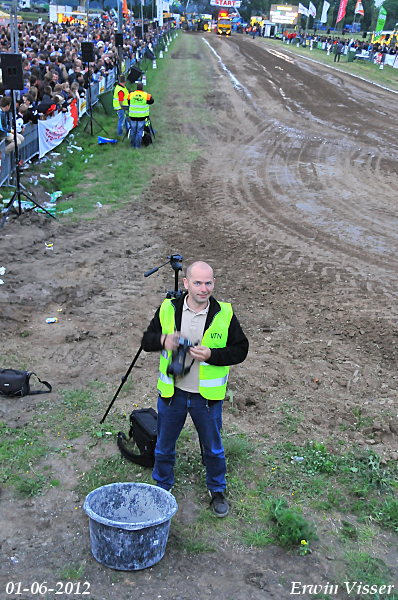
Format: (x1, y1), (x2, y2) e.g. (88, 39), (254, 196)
(144, 47), (155, 61)
(135, 25), (142, 38)
(1, 53), (23, 90)
(144, 24), (148, 33)
(81, 41), (94, 63)
(115, 32), (123, 47)
(127, 65), (143, 83)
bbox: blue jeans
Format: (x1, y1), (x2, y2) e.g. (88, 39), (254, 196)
(153, 388), (226, 492)
(117, 109), (127, 135)
(130, 119), (145, 149)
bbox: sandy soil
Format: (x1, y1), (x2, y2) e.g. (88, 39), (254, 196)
(1, 33), (398, 599)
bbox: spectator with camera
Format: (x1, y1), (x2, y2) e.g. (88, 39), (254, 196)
(141, 261), (249, 517)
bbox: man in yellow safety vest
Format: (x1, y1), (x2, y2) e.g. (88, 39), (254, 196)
(113, 74), (129, 136)
(141, 261), (249, 517)
(127, 81), (154, 149)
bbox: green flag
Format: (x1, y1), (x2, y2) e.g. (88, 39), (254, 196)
(375, 5), (387, 40)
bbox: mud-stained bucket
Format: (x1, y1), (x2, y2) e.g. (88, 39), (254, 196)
(83, 482), (178, 570)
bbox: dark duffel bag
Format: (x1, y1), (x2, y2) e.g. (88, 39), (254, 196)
(0, 369), (52, 397)
(117, 407), (157, 468)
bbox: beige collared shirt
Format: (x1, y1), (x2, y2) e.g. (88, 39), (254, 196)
(176, 295), (209, 393)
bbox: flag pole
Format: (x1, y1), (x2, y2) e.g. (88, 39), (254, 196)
(141, 0), (144, 40)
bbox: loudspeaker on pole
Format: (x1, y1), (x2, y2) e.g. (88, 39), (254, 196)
(1, 53), (24, 90)
(81, 41), (95, 63)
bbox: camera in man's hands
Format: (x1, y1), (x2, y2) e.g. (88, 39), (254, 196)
(167, 337), (194, 379)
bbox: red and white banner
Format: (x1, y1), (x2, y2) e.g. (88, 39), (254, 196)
(38, 109), (75, 158)
(309, 1), (317, 18)
(354, 0), (364, 15)
(210, 0), (241, 7)
(336, 0), (348, 22)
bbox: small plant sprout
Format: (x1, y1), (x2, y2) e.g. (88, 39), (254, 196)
(299, 539), (312, 556)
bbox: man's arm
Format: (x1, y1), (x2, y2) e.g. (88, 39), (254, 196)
(141, 307), (162, 351)
(205, 314), (249, 367)
(118, 89), (125, 108)
(141, 307), (180, 353)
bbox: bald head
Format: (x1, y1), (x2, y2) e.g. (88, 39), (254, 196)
(185, 261), (213, 281)
(184, 261), (215, 311)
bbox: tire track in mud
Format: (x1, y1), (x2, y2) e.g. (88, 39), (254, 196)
(193, 35), (398, 296)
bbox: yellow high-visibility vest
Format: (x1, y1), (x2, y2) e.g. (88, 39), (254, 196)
(128, 90), (151, 118)
(113, 84), (129, 110)
(157, 299), (233, 400)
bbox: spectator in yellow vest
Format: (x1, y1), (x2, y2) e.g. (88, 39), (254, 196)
(127, 81), (154, 149)
(113, 74), (129, 136)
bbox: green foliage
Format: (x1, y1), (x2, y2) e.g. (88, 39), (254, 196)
(0, 422), (49, 484)
(340, 520), (358, 540)
(344, 551), (392, 589)
(59, 562), (86, 580)
(375, 498), (398, 532)
(278, 400), (302, 434)
(60, 388), (94, 410)
(302, 442), (336, 475)
(267, 497), (317, 548)
(242, 527), (273, 547)
(222, 433), (254, 468)
(10, 472), (47, 497)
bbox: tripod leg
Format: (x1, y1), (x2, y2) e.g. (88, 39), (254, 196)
(19, 189), (56, 220)
(100, 346), (143, 423)
(0, 190), (18, 230)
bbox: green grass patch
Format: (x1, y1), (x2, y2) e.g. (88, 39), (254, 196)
(9, 472), (47, 497)
(0, 381), (126, 496)
(0, 422), (49, 484)
(344, 551), (394, 595)
(59, 562), (86, 580)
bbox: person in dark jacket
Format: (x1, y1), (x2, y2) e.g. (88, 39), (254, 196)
(141, 261), (249, 517)
(334, 40), (344, 62)
(36, 86), (53, 113)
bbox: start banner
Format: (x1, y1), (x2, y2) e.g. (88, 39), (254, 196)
(38, 109), (75, 158)
(210, 0), (241, 7)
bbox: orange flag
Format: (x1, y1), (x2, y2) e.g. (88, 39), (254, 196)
(122, 0), (128, 15)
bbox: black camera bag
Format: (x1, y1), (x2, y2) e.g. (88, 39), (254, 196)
(117, 407), (157, 468)
(0, 369), (52, 397)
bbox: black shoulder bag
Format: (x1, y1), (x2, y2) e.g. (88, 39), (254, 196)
(117, 407), (157, 468)
(0, 369), (52, 397)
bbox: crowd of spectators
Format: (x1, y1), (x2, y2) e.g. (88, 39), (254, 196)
(280, 29), (398, 59)
(0, 15), (169, 152)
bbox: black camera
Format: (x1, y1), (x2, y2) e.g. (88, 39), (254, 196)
(167, 337), (193, 379)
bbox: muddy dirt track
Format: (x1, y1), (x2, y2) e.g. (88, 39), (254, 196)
(1, 32), (398, 599)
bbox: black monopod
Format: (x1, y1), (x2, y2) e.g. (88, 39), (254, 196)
(100, 254), (184, 423)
